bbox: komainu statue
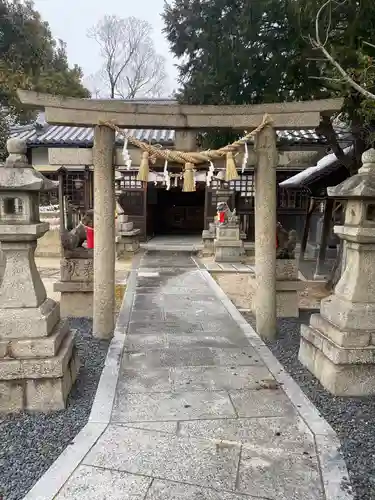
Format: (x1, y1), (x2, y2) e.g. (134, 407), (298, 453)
(216, 201), (238, 226)
(61, 210), (93, 252)
(276, 222), (297, 259)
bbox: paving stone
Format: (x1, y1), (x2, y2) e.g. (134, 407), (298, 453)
(118, 368), (172, 393)
(122, 347), (263, 369)
(84, 426), (240, 491)
(122, 421), (178, 434)
(163, 303), (229, 315)
(200, 320), (244, 332)
(178, 417), (316, 455)
(146, 480), (262, 499)
(156, 285), (213, 294)
(165, 310), (235, 322)
(166, 333), (250, 348)
(229, 389), (298, 418)
(125, 334), (167, 350)
(127, 320), (204, 335)
(238, 448), (324, 500)
(125, 332), (250, 350)
(170, 365), (275, 392)
(111, 390), (236, 422)
(130, 309), (165, 322)
(55, 465), (150, 499)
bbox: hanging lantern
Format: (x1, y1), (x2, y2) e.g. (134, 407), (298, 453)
(74, 178), (83, 189)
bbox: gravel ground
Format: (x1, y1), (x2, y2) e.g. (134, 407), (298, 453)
(243, 310), (375, 500)
(0, 318), (109, 500)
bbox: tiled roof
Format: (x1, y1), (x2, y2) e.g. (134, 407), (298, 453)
(10, 123), (176, 147)
(279, 146), (353, 189)
(10, 110), (353, 148)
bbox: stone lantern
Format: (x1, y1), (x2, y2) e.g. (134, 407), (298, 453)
(114, 170), (140, 258)
(0, 139), (79, 412)
(299, 148), (375, 396)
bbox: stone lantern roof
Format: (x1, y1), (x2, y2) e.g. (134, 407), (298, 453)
(327, 149), (375, 199)
(0, 138), (58, 192)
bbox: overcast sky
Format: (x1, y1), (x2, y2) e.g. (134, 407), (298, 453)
(33, 0), (179, 94)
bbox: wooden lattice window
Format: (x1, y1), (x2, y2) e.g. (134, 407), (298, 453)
(40, 173), (59, 206)
(230, 174), (255, 197)
(119, 174), (142, 190)
(65, 171), (85, 207)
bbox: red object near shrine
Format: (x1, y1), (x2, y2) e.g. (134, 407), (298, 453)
(217, 211), (225, 223)
(85, 226), (94, 249)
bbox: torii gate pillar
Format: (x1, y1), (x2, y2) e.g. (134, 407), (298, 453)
(93, 125), (116, 338)
(254, 124), (278, 339)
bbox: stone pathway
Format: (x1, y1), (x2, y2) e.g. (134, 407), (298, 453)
(47, 251), (328, 500)
(201, 261), (255, 272)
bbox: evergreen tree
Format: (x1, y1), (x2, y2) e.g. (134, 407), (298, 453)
(0, 0), (90, 159)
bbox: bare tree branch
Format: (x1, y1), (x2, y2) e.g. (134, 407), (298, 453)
(87, 15), (168, 99)
(311, 0), (375, 100)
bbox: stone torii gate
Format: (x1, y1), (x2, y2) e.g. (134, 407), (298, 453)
(17, 90), (342, 340)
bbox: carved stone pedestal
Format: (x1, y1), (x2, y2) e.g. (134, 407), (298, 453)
(214, 224), (244, 262)
(275, 259), (302, 317)
(203, 222), (246, 256)
(299, 149), (375, 396)
(0, 139), (79, 413)
(54, 248), (93, 318)
(116, 214), (140, 258)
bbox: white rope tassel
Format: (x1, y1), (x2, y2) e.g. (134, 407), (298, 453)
(173, 175), (178, 187)
(122, 137), (132, 170)
(242, 140), (248, 173)
(163, 160), (171, 190)
(206, 161), (215, 186)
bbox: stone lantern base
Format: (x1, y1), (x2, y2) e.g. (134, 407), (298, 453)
(0, 300), (79, 412)
(299, 310), (375, 396)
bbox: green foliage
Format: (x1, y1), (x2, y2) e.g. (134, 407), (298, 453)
(163, 0), (375, 150)
(0, 0), (89, 152)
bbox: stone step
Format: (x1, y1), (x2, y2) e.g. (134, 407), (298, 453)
(0, 329), (74, 380)
(0, 298), (60, 339)
(0, 319), (69, 359)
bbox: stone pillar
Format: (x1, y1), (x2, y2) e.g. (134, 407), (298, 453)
(0, 139), (79, 412)
(276, 259), (302, 317)
(93, 126), (115, 339)
(202, 222), (217, 254)
(299, 149), (375, 396)
(254, 125), (277, 339)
